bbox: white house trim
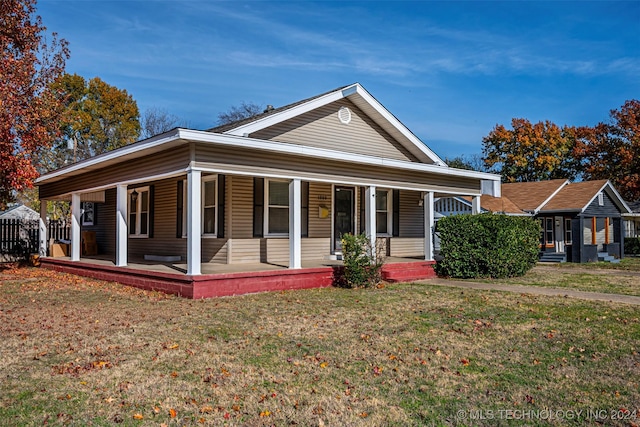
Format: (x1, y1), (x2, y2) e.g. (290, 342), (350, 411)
(532, 179), (569, 214)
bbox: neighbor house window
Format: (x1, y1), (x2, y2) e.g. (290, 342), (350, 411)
(202, 175), (217, 236)
(266, 179), (289, 235)
(129, 186), (150, 237)
(545, 217), (554, 246)
(376, 189), (392, 235)
(564, 218), (572, 244)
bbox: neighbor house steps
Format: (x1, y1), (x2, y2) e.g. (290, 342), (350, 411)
(598, 252), (621, 263)
(539, 252), (566, 263)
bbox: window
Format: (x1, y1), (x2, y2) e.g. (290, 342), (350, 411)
(598, 192), (604, 206)
(564, 218), (572, 244)
(266, 179), (289, 235)
(545, 217), (554, 245)
(129, 186), (150, 237)
(202, 176), (217, 236)
(376, 189), (392, 235)
(81, 202), (95, 226)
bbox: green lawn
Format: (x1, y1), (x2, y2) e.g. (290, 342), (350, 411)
(1, 267), (639, 426)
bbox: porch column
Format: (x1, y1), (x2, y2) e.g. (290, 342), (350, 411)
(472, 196), (481, 214)
(289, 178), (302, 269)
(115, 184), (128, 267)
(39, 201), (47, 257)
(70, 192), (81, 261)
(365, 186), (376, 259)
(424, 191), (434, 261)
(187, 169), (202, 275)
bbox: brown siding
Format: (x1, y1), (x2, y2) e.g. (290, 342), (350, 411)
(229, 175), (254, 239)
(390, 238), (425, 257)
(399, 190), (424, 237)
(250, 99), (419, 162)
(195, 144), (480, 194)
(39, 146), (190, 199)
(309, 182), (332, 238)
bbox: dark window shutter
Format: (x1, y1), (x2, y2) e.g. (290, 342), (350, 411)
(301, 181), (309, 238)
(253, 177), (264, 237)
(176, 180), (183, 238)
(359, 187), (366, 234)
(148, 185), (155, 238)
(217, 174), (225, 238)
(392, 189), (400, 237)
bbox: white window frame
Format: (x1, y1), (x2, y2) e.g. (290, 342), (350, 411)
(81, 201), (95, 226)
(564, 218), (572, 245)
(201, 175), (218, 237)
(375, 188), (393, 236)
(598, 192), (604, 206)
(264, 178), (290, 237)
(128, 186), (150, 238)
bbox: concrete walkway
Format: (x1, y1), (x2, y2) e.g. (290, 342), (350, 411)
(419, 268), (640, 306)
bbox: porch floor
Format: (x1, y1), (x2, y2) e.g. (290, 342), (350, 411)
(40, 255), (436, 299)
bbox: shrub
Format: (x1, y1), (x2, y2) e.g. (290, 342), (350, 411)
(434, 213), (540, 279)
(625, 237), (640, 255)
(340, 233), (384, 288)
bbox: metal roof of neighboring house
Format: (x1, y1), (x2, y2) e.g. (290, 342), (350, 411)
(0, 204), (39, 220)
(501, 179), (568, 212)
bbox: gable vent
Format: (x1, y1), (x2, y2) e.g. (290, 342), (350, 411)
(338, 107), (352, 124)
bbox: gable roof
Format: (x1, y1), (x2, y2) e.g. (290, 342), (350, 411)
(211, 83), (446, 166)
(501, 179), (568, 213)
(0, 204), (39, 220)
(540, 180), (631, 213)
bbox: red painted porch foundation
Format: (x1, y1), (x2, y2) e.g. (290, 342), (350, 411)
(40, 258), (436, 299)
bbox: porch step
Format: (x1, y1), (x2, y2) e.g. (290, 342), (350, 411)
(539, 252), (566, 263)
(597, 252), (620, 263)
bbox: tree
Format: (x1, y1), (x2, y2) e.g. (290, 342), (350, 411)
(217, 101), (264, 125)
(482, 118), (578, 182)
(574, 100), (640, 201)
(140, 107), (184, 139)
(0, 0), (69, 208)
(445, 154), (488, 172)
(40, 73), (140, 169)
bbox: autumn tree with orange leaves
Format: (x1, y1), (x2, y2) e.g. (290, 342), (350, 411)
(0, 0), (69, 208)
(482, 119), (579, 183)
(574, 100), (640, 202)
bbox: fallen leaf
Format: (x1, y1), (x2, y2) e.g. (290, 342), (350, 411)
(169, 408), (177, 418)
(133, 413), (144, 420)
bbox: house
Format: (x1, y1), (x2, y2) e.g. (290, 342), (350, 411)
(0, 204), (40, 221)
(623, 201), (640, 238)
(35, 83), (501, 298)
(435, 179), (631, 263)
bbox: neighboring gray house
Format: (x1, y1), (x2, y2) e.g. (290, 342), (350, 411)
(435, 179), (631, 263)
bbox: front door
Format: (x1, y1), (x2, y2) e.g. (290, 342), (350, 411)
(554, 216), (564, 253)
(334, 186), (354, 252)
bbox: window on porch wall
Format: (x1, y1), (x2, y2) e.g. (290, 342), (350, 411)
(129, 186), (150, 237)
(376, 189), (390, 234)
(266, 179), (289, 235)
(564, 219), (572, 244)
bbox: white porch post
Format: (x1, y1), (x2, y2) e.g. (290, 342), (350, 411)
(365, 186), (377, 259)
(289, 178), (302, 269)
(424, 191), (434, 261)
(187, 169), (202, 275)
(115, 184), (128, 267)
(70, 193), (81, 261)
(39, 201), (47, 257)
(472, 196), (481, 214)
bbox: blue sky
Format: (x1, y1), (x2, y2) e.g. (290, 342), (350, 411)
(38, 1), (639, 160)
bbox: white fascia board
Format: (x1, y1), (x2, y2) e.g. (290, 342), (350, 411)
(348, 84), (446, 166)
(223, 89), (348, 136)
(534, 179), (570, 214)
(581, 181), (632, 214)
(36, 129), (182, 184)
(178, 128), (501, 183)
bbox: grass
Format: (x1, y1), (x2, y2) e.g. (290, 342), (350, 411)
(470, 258), (640, 297)
(1, 266), (639, 426)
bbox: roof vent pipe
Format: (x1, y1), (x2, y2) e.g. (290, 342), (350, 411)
(264, 105), (275, 113)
